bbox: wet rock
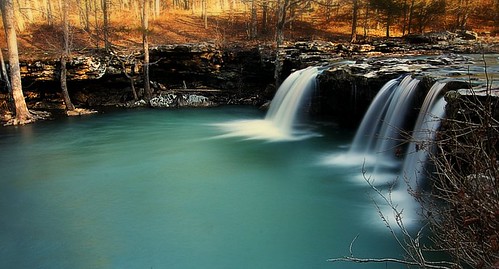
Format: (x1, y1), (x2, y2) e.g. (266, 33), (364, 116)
(66, 108), (98, 116)
(149, 93), (215, 108)
(456, 30), (478, 40)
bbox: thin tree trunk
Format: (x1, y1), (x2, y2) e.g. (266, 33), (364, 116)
(401, 0), (407, 35)
(386, 13), (391, 37)
(22, 0), (33, 22)
(274, 0), (288, 88)
(14, 0), (25, 31)
(142, 0), (152, 101)
(61, 0), (75, 111)
(261, 0), (268, 33)
(102, 0), (110, 51)
(1, 0), (31, 123)
(93, 0), (99, 33)
(249, 0), (257, 39)
(407, 0), (415, 34)
(363, 2), (369, 37)
(84, 0), (90, 31)
(44, 0), (53, 25)
(350, 0), (358, 43)
(202, 0), (207, 29)
(154, 0), (160, 17)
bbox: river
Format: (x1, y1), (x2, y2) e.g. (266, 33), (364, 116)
(0, 106), (411, 269)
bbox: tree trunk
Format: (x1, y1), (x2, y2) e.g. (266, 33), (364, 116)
(61, 0), (75, 111)
(83, 0), (91, 31)
(1, 0), (31, 123)
(142, 0), (152, 101)
(401, 0), (407, 35)
(386, 13), (391, 37)
(102, 0), (110, 51)
(274, 0), (288, 88)
(43, 0), (53, 25)
(154, 0), (160, 18)
(408, 0), (415, 34)
(261, 0), (268, 33)
(14, 0), (25, 31)
(22, 0), (33, 23)
(249, 0), (257, 39)
(202, 0), (207, 29)
(363, 2), (369, 37)
(350, 0), (359, 43)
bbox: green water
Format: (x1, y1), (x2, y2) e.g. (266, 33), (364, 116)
(0, 106), (408, 269)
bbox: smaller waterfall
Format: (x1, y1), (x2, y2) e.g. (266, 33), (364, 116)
(324, 75), (421, 169)
(373, 76), (420, 162)
(265, 67), (320, 134)
(214, 67), (320, 141)
(321, 76), (448, 227)
(349, 78), (400, 154)
(399, 82), (448, 191)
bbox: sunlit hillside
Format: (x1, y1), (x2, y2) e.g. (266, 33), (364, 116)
(2, 0), (498, 58)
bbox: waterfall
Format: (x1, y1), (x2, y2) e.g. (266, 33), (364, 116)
(399, 82), (448, 191)
(265, 67), (320, 134)
(320, 75), (448, 226)
(214, 66), (320, 141)
(326, 76), (421, 169)
(349, 78), (400, 154)
(372, 76), (420, 162)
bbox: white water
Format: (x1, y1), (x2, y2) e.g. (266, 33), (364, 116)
(398, 81), (448, 192)
(322, 77), (448, 226)
(323, 76), (421, 174)
(349, 78), (400, 154)
(373, 76), (420, 164)
(215, 67), (320, 141)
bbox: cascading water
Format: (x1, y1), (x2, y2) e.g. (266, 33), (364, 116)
(214, 66), (320, 141)
(324, 75), (421, 171)
(322, 76), (448, 226)
(398, 82), (448, 191)
(349, 78), (400, 154)
(372, 76), (420, 164)
(265, 67), (319, 133)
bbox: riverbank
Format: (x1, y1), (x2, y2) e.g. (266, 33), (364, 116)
(1, 35), (498, 126)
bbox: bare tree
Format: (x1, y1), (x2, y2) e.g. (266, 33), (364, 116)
(141, 0), (152, 101)
(274, 0), (290, 88)
(422, 81), (499, 268)
(329, 167), (460, 269)
(350, 0), (359, 42)
(249, 0), (258, 39)
(202, 0), (208, 29)
(0, 0), (32, 124)
(102, 0), (110, 51)
(61, 0), (75, 112)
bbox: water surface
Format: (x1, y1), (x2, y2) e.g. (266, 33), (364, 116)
(0, 106), (408, 269)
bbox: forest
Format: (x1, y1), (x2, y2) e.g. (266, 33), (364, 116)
(3, 0), (499, 54)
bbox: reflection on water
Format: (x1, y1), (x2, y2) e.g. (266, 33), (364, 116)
(0, 107), (409, 269)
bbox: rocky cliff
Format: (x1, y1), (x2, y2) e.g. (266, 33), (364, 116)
(1, 36), (497, 125)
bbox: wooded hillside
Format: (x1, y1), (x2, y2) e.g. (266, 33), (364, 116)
(4, 0), (498, 56)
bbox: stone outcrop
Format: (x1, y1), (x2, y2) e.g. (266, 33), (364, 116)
(312, 53), (488, 127)
(149, 93), (214, 108)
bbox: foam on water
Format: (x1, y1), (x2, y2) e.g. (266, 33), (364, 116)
(215, 67), (320, 142)
(212, 119), (318, 142)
